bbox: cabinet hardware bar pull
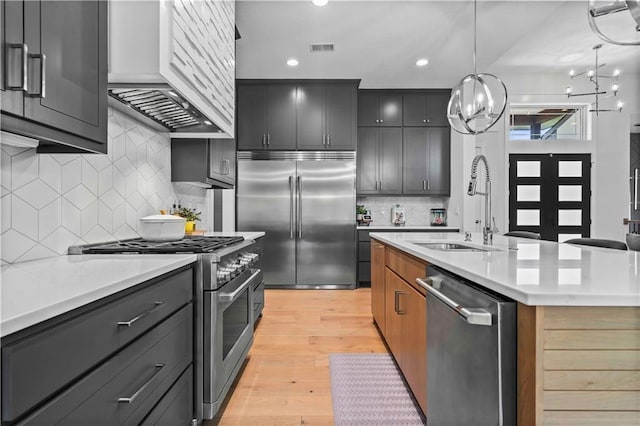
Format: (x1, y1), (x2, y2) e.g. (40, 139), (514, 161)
(26, 53), (46, 98)
(394, 290), (400, 313)
(635, 168), (638, 211)
(417, 277), (492, 326)
(8, 43), (28, 91)
(262, 135), (266, 146)
(117, 301), (165, 327)
(289, 176), (294, 239)
(427, 180), (430, 191)
(117, 364), (165, 403)
(322, 134), (325, 145)
(423, 180), (426, 190)
(327, 134), (331, 145)
(267, 134), (270, 146)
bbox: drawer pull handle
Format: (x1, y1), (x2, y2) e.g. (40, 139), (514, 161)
(117, 363), (165, 403)
(117, 302), (165, 327)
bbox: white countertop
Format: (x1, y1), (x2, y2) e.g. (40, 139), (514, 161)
(1, 254), (197, 337)
(204, 231), (265, 240)
(358, 225), (459, 231)
(370, 232), (640, 307)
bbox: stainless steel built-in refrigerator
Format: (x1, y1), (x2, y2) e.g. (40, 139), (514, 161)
(237, 151), (356, 288)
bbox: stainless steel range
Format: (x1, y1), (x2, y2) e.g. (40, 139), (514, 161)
(69, 235), (263, 421)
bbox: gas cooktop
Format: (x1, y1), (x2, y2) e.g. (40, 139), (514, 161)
(71, 236), (245, 254)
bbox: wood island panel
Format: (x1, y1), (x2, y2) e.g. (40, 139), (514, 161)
(518, 305), (640, 426)
(385, 245), (427, 296)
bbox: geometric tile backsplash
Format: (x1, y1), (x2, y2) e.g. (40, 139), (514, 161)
(0, 107), (207, 264)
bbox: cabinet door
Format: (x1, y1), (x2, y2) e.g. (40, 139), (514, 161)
(402, 128), (428, 194)
(266, 85), (297, 150)
(325, 85), (356, 150)
(296, 85), (325, 149)
(356, 127), (379, 194)
(379, 94), (402, 126)
(357, 92), (379, 126)
(378, 127), (402, 194)
(371, 241), (386, 334)
(403, 94), (427, 126)
(426, 91), (450, 127)
(23, 0), (107, 144)
(426, 127), (450, 195)
(384, 268), (403, 360)
(400, 282), (427, 415)
(237, 85), (267, 150)
(1, 0), (24, 116)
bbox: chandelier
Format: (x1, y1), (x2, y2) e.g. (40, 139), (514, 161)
(564, 44), (624, 115)
(447, 0), (508, 135)
(588, 0), (640, 46)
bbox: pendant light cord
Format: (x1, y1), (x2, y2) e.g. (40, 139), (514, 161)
(473, 0), (477, 75)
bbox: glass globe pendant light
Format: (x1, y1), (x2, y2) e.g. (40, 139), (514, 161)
(447, 0), (508, 135)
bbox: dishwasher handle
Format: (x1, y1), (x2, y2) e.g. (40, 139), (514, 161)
(417, 277), (492, 326)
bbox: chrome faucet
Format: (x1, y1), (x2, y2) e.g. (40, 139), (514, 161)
(468, 154), (494, 245)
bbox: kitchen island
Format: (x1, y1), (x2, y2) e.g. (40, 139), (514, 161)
(370, 232), (640, 426)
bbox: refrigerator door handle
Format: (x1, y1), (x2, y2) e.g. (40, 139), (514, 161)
(297, 176), (302, 238)
(289, 176), (295, 238)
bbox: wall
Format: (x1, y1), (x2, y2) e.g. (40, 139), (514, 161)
(459, 69), (640, 240)
(356, 196), (450, 226)
(0, 108), (208, 264)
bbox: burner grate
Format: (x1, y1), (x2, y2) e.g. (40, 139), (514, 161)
(81, 236), (245, 254)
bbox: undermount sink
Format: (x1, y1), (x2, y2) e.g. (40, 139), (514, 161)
(414, 242), (498, 252)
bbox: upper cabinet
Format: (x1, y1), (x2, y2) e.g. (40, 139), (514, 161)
(403, 127), (450, 196)
(171, 139), (235, 189)
(1, 0), (108, 153)
(237, 84), (297, 150)
(109, 0), (235, 138)
(297, 84), (357, 150)
(403, 91), (450, 127)
(358, 92), (402, 126)
(357, 127), (402, 195)
(236, 80), (359, 151)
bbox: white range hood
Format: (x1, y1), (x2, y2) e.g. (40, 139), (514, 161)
(108, 0), (235, 139)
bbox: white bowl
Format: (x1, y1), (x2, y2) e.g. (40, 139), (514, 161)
(139, 215), (185, 241)
(626, 233), (640, 251)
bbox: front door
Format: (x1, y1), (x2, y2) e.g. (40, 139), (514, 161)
(509, 154), (591, 242)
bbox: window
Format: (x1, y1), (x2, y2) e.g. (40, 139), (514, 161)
(509, 106), (584, 140)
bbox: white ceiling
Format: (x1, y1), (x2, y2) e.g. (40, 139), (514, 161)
(235, 0), (640, 88)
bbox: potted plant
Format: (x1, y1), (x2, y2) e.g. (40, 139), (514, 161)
(356, 205), (367, 222)
(175, 206), (201, 233)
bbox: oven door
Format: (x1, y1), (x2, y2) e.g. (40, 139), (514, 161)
(203, 269), (262, 418)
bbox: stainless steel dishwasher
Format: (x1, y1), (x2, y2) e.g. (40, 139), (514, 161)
(417, 265), (516, 426)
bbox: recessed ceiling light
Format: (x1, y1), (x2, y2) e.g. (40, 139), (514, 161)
(204, 120), (212, 125)
(416, 58), (429, 67)
(287, 58), (299, 67)
(312, 0), (328, 6)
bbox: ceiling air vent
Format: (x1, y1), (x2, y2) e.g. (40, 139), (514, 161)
(310, 43), (334, 53)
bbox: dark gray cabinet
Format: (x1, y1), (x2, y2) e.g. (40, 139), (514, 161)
(357, 127), (402, 195)
(403, 127), (450, 196)
(171, 138), (235, 189)
(1, 266), (195, 425)
(297, 84), (357, 150)
(403, 91), (450, 127)
(1, 0), (108, 153)
(236, 84), (297, 150)
(358, 92), (402, 126)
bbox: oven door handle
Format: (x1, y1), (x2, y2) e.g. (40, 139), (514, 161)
(218, 270), (261, 303)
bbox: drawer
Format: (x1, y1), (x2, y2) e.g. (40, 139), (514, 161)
(358, 262), (371, 282)
(2, 268), (193, 423)
(22, 304), (193, 425)
(141, 365), (193, 426)
(358, 230), (371, 242)
(385, 246), (427, 295)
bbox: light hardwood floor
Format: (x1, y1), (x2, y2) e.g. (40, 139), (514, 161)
(208, 288), (388, 425)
